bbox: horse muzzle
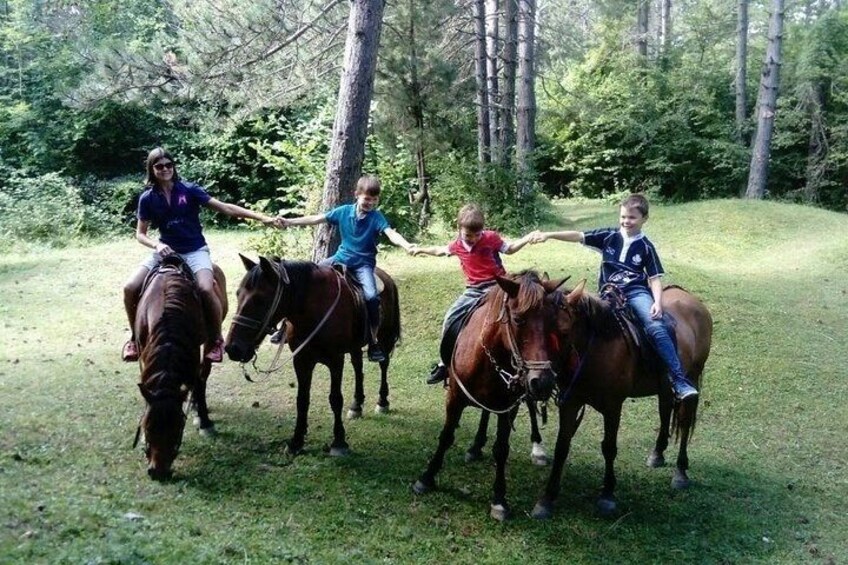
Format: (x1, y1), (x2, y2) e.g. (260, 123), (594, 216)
(526, 368), (556, 402)
(225, 341), (255, 363)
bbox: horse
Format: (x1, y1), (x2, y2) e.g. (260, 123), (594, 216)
(133, 257), (228, 480)
(532, 280), (713, 519)
(413, 271), (567, 521)
(224, 255), (401, 456)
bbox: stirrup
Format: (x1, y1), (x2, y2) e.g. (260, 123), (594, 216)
(205, 338), (225, 363)
(122, 340), (139, 362)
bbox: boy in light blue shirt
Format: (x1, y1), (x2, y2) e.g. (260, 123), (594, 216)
(280, 176), (414, 361)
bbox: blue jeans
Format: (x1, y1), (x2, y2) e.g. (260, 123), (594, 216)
(319, 259), (378, 301)
(442, 283), (495, 335)
(625, 288), (686, 381)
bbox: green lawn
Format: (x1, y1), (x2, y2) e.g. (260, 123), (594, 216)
(1, 199), (846, 563)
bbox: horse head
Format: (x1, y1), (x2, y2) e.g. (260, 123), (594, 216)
(138, 383), (187, 481)
(225, 254), (290, 363)
(492, 272), (569, 402)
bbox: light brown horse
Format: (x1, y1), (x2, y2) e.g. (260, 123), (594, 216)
(224, 256), (401, 456)
(133, 258), (227, 480)
(532, 280), (712, 518)
(413, 271), (566, 521)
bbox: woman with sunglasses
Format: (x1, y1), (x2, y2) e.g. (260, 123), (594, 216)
(121, 147), (282, 363)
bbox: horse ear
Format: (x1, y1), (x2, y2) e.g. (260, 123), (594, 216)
(566, 279), (587, 305)
(239, 253), (257, 271)
(496, 275), (520, 297)
(259, 256), (289, 285)
(543, 275), (570, 293)
(541, 271), (550, 282)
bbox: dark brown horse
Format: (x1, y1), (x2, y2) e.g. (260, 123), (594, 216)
(224, 255), (401, 456)
(532, 280), (713, 518)
(413, 271), (566, 521)
(133, 259), (228, 480)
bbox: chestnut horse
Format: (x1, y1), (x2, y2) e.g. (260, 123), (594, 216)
(224, 256), (400, 456)
(413, 271), (566, 521)
(133, 258), (227, 480)
(532, 281), (713, 518)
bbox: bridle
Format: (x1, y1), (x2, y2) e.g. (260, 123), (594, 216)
(230, 261), (343, 375)
(453, 290), (554, 415)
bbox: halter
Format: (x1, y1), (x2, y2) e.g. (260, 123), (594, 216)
(231, 262), (343, 375)
(453, 291), (553, 415)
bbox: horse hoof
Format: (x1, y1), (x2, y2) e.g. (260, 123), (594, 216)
(647, 451), (666, 468)
(412, 479), (433, 495)
(347, 408), (362, 420)
(531, 454), (549, 466)
(464, 449), (483, 463)
(198, 425), (217, 438)
(192, 416), (201, 427)
(490, 503), (510, 522)
(284, 443), (303, 457)
(596, 496), (617, 516)
(531, 502), (553, 520)
(374, 404), (389, 415)
(671, 470), (690, 490)
(329, 446), (350, 457)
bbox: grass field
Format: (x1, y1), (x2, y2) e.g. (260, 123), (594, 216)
(1, 199), (846, 563)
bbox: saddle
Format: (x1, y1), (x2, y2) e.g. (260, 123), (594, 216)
(599, 284), (677, 371)
(438, 288), (491, 367)
(331, 263), (386, 342)
(140, 255), (196, 296)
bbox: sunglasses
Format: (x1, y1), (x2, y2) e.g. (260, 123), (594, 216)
(153, 162), (174, 171)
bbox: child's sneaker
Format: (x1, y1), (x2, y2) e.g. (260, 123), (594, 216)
(426, 363), (448, 385)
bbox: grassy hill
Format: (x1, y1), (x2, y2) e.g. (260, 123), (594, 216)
(0, 199), (845, 563)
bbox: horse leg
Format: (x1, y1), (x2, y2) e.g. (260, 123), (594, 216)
(375, 356), (390, 414)
(465, 410), (490, 463)
(327, 355), (350, 456)
(413, 393), (464, 494)
(671, 398), (699, 489)
(489, 409), (517, 521)
(597, 404), (622, 516)
(347, 350), (365, 420)
(287, 356), (315, 456)
(193, 359), (216, 437)
(532, 400), (583, 520)
(648, 391), (673, 468)
(527, 400), (548, 466)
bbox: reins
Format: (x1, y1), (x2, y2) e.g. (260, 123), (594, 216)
(233, 265), (344, 377)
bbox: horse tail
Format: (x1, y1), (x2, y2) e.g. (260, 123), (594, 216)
(382, 275), (401, 355)
(671, 399), (698, 443)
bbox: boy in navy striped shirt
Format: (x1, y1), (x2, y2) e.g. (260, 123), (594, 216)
(531, 194), (698, 401)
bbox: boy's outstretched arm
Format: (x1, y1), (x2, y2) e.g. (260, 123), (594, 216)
(279, 213), (327, 227)
(384, 228), (414, 252)
(502, 232), (536, 255)
(529, 230), (583, 244)
(410, 244), (451, 257)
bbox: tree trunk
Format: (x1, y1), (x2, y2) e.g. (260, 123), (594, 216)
(405, 1), (431, 226)
(804, 80), (826, 203)
(745, 0), (784, 200)
(735, 0), (749, 144)
(516, 0), (536, 196)
(486, 0), (501, 163)
(637, 0), (650, 57)
(659, 0), (671, 52)
(474, 0), (492, 169)
(312, 0), (386, 261)
(499, 0), (517, 167)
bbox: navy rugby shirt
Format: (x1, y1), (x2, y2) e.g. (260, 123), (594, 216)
(137, 181), (211, 254)
(582, 227), (664, 293)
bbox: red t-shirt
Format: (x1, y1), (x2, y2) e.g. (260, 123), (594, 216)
(447, 230), (507, 286)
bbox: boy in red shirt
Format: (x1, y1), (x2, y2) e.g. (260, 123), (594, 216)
(410, 204), (535, 384)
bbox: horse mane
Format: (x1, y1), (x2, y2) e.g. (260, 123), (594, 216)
(578, 292), (625, 341)
(511, 270), (545, 316)
(140, 272), (202, 393)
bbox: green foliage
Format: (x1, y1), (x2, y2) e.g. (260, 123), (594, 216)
(0, 172), (120, 250)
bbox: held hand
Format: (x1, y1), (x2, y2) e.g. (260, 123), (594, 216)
(406, 244), (418, 256)
(528, 230), (546, 244)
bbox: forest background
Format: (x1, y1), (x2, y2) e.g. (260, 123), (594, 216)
(2, 0), (847, 252)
